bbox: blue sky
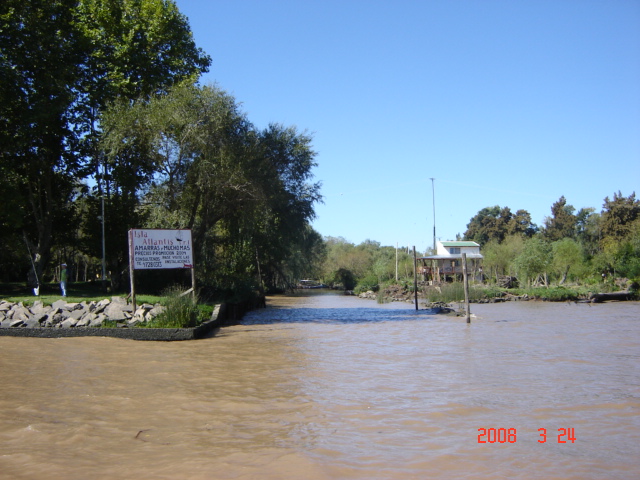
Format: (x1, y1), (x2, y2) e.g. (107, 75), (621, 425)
(174, 0), (640, 252)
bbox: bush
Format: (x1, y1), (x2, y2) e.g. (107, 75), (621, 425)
(474, 285), (504, 299)
(426, 282), (484, 303)
(354, 274), (379, 295)
(333, 268), (356, 290)
(510, 286), (590, 301)
(145, 286), (200, 328)
(376, 290), (390, 304)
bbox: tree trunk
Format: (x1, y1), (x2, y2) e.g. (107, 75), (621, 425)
(27, 173), (54, 284)
(559, 266), (569, 285)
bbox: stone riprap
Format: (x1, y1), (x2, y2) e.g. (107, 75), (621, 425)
(0, 297), (164, 329)
(0, 298), (222, 341)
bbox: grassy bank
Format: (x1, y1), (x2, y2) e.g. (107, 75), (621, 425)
(369, 280), (638, 304)
(0, 282), (216, 328)
(424, 282), (637, 303)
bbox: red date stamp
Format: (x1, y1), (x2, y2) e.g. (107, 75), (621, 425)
(477, 428), (576, 444)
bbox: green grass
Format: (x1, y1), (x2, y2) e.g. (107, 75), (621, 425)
(0, 292), (162, 307)
(510, 286), (591, 301)
(1, 282), (216, 328)
(423, 283), (602, 303)
(0, 282), (161, 305)
(425, 283), (486, 303)
(143, 286), (201, 328)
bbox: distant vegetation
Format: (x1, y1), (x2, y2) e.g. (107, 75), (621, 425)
(317, 193), (640, 299)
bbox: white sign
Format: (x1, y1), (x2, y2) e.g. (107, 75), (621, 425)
(129, 229), (194, 270)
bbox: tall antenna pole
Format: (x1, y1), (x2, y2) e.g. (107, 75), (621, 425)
(101, 159), (107, 291)
(430, 177), (436, 252)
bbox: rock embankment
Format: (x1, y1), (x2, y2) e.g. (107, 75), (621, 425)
(357, 284), (416, 302)
(0, 297), (165, 329)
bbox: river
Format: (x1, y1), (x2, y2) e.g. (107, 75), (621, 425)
(0, 292), (638, 479)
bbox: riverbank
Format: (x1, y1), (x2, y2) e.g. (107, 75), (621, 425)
(357, 282), (637, 305)
(0, 297), (224, 340)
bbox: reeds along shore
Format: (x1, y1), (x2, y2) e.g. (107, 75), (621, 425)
(357, 282), (638, 304)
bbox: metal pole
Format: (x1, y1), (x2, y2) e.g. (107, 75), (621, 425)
(430, 178), (436, 252)
(101, 159), (107, 291)
(101, 191), (106, 286)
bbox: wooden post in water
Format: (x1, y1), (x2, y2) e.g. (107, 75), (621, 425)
(129, 263), (137, 313)
(413, 246), (418, 311)
(462, 252), (470, 323)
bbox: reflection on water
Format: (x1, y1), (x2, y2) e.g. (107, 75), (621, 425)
(0, 292), (638, 479)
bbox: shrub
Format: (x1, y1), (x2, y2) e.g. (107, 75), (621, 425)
(426, 282), (484, 303)
(145, 286), (200, 328)
(333, 268), (356, 290)
(376, 291), (390, 304)
(354, 274), (379, 295)
(510, 286), (590, 301)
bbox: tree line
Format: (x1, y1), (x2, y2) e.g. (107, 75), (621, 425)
(315, 193), (639, 292)
(464, 193), (639, 287)
(1, 0), (323, 298)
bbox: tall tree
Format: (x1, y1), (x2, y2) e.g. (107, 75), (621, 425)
(100, 83), (322, 293)
(551, 238), (584, 284)
(0, 0), (87, 281)
(75, 0), (211, 182)
(575, 207), (600, 256)
(97, 83), (247, 288)
(514, 236), (553, 287)
(481, 235), (524, 281)
(543, 196), (577, 241)
(78, 0), (211, 288)
(1, 0), (210, 285)
(600, 191), (640, 242)
(249, 123), (322, 290)
(77, 0), (210, 104)
(464, 205), (537, 246)
(597, 192), (640, 279)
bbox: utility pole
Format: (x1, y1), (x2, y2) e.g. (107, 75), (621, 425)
(430, 178), (436, 252)
(101, 159), (107, 291)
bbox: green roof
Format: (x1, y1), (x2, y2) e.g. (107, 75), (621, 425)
(441, 241), (480, 247)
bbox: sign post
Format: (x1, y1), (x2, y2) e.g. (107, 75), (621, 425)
(128, 229), (195, 312)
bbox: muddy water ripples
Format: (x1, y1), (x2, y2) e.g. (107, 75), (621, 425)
(0, 292), (638, 479)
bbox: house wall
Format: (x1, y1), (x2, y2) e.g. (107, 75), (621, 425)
(436, 242), (480, 256)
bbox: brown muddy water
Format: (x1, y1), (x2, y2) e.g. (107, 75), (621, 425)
(0, 291), (638, 479)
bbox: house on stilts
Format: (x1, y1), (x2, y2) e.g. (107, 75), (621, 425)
(417, 241), (483, 283)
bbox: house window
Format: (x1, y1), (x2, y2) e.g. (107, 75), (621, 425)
(450, 247), (460, 254)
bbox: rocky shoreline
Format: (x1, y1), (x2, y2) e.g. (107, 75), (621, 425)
(356, 283), (634, 307)
(0, 297), (223, 341)
(0, 297), (164, 329)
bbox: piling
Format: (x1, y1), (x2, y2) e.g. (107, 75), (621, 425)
(413, 246), (418, 311)
(462, 252), (470, 323)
